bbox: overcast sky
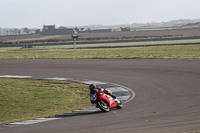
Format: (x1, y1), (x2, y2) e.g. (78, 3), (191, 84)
(0, 0), (200, 28)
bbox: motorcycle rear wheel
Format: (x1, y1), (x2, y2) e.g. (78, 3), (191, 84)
(97, 100), (110, 112)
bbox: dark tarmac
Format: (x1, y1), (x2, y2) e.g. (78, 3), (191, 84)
(0, 59), (200, 133)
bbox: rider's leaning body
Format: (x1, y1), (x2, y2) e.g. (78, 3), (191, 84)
(89, 84), (116, 104)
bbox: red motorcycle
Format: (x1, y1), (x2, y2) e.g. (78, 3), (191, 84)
(90, 89), (123, 112)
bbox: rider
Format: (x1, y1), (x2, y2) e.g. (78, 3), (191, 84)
(89, 84), (116, 103)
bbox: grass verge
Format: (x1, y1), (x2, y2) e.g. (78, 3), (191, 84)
(1, 38), (200, 50)
(0, 45), (200, 59)
(0, 78), (91, 125)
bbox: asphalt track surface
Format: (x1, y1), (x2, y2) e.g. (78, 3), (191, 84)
(0, 59), (200, 133)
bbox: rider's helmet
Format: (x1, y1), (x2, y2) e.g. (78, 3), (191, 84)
(89, 84), (96, 91)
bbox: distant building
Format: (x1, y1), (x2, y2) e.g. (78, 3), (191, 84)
(43, 25), (55, 31)
(35, 29), (42, 34)
(35, 25), (113, 35)
(74, 27), (82, 32)
(39, 25), (74, 35)
(120, 27), (131, 31)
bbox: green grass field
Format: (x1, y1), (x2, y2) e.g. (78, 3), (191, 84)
(0, 45), (200, 59)
(0, 78), (91, 125)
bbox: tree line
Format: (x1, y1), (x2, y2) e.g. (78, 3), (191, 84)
(0, 27), (36, 36)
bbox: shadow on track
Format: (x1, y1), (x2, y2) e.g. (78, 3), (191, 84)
(51, 110), (104, 119)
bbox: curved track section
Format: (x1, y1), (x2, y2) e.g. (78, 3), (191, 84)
(0, 59), (200, 133)
(0, 75), (133, 127)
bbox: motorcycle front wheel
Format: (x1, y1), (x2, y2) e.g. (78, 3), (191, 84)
(114, 99), (123, 109)
(97, 99), (110, 112)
